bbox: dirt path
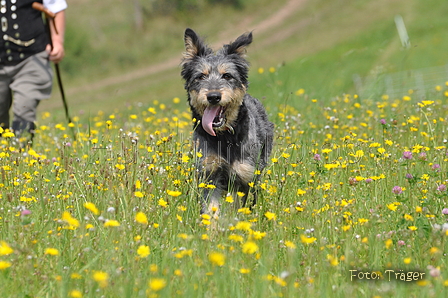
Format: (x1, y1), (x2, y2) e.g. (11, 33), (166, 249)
(66, 0), (308, 96)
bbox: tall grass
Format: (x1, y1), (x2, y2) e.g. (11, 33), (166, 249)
(1, 67), (448, 297)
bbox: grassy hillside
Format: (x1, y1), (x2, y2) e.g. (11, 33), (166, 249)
(40, 0), (448, 121)
(3, 1), (448, 297)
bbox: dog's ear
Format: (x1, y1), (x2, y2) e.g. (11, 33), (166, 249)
(222, 32), (253, 56)
(183, 28), (212, 62)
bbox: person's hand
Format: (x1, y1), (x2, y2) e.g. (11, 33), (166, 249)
(46, 41), (65, 64)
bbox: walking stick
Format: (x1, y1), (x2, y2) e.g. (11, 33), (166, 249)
(32, 2), (76, 140)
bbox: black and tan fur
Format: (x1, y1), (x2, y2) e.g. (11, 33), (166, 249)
(181, 28), (274, 214)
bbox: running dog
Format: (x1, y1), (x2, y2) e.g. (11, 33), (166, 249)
(181, 28), (274, 215)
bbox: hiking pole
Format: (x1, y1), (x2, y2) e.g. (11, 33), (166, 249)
(32, 2), (76, 140)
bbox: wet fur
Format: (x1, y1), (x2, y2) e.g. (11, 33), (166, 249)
(181, 28), (274, 214)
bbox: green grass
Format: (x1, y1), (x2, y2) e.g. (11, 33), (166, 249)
(2, 73), (448, 297)
(40, 0), (448, 121)
(3, 1), (448, 297)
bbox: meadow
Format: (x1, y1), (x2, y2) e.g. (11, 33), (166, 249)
(1, 65), (448, 297)
(2, 1), (448, 296)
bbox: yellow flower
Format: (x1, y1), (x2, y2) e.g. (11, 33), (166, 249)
(2, 131), (14, 138)
(237, 207), (251, 214)
(92, 271), (109, 288)
(167, 190), (182, 197)
(387, 203), (398, 212)
(69, 290), (83, 298)
(404, 214), (414, 221)
(240, 268), (251, 274)
(408, 226), (418, 231)
(115, 164), (125, 170)
(0, 261), (12, 270)
(148, 278), (167, 292)
(377, 147), (386, 154)
(324, 163), (339, 170)
(83, 202), (99, 215)
(201, 214), (211, 220)
(327, 254), (339, 266)
(134, 191), (144, 198)
(385, 239), (393, 249)
(135, 180), (142, 189)
(208, 252), (226, 266)
(228, 234), (244, 243)
(300, 234), (317, 245)
(104, 220), (120, 227)
(281, 152), (290, 158)
(430, 247), (441, 255)
(403, 257), (412, 264)
(297, 189), (306, 196)
(135, 212), (148, 224)
(174, 269), (183, 276)
(235, 221), (252, 231)
(0, 241), (13, 256)
(62, 211), (80, 228)
(251, 231), (267, 240)
(137, 245), (150, 258)
(417, 100), (434, 107)
(295, 88), (305, 96)
(225, 194), (234, 203)
(284, 241), (296, 249)
(44, 248), (59, 256)
(71, 273), (82, 279)
(264, 211), (276, 221)
(242, 241), (259, 254)
(158, 198), (168, 207)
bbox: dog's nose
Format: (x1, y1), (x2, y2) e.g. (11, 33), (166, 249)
(207, 92), (221, 105)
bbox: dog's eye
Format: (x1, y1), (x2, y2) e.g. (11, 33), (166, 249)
(197, 74), (207, 81)
(222, 73), (233, 80)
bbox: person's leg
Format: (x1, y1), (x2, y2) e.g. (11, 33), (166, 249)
(10, 51), (53, 138)
(0, 68), (13, 129)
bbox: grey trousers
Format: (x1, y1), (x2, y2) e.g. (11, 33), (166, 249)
(0, 51), (53, 129)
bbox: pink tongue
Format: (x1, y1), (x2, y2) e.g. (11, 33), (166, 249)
(202, 106), (221, 136)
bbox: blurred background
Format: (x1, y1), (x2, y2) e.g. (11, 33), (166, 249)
(40, 0), (448, 120)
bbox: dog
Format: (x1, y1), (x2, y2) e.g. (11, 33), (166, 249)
(181, 28), (274, 215)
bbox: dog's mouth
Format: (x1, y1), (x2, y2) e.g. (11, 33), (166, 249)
(202, 105), (226, 136)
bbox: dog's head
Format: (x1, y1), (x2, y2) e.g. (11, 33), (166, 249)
(181, 28), (252, 136)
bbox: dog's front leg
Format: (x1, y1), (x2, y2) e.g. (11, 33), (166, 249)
(198, 154), (229, 216)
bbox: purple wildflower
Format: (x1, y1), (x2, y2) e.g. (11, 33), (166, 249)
(437, 184), (447, 192)
(402, 151), (413, 160)
(432, 164), (441, 171)
(392, 186), (403, 195)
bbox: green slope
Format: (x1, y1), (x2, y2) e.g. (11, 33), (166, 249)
(40, 0), (448, 120)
